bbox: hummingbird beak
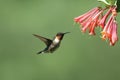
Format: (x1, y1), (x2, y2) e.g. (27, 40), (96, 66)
(63, 32), (70, 34)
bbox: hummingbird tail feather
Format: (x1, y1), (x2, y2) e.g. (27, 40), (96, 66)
(37, 51), (44, 54)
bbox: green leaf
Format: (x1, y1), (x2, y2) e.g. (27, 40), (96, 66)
(98, 0), (117, 6)
(117, 0), (120, 12)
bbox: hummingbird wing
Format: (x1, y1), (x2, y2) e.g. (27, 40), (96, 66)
(33, 34), (52, 46)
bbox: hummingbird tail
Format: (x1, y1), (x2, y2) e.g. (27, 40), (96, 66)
(37, 51), (44, 54)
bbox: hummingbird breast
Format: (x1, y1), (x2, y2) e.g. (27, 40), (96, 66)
(48, 38), (61, 53)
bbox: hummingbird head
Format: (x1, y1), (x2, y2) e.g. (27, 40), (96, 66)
(56, 32), (70, 40)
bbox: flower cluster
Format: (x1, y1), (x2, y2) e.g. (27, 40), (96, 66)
(74, 2), (118, 46)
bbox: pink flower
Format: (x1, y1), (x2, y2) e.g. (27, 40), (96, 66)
(74, 7), (100, 23)
(74, 5), (118, 46)
(101, 6), (118, 46)
(110, 20), (118, 46)
(98, 7), (111, 29)
(74, 7), (104, 35)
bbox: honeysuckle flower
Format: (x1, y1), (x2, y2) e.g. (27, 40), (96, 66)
(74, 7), (103, 35)
(101, 6), (118, 46)
(74, 7), (100, 23)
(98, 7), (111, 29)
(74, 0), (119, 46)
(110, 19), (118, 45)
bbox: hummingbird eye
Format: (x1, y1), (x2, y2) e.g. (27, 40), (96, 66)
(56, 33), (63, 36)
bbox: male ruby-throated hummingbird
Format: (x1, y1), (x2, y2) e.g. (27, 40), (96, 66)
(33, 32), (70, 54)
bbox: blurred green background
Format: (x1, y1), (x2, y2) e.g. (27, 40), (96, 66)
(0, 0), (120, 80)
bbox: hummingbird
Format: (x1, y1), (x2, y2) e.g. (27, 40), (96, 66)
(33, 32), (70, 54)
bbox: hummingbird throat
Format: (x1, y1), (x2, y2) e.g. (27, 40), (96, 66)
(54, 37), (60, 43)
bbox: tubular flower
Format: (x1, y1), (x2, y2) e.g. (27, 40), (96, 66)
(98, 7), (111, 29)
(74, 7), (103, 35)
(74, 0), (119, 46)
(101, 6), (118, 46)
